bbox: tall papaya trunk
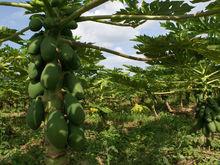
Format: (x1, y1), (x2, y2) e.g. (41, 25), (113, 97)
(45, 139), (69, 165)
(43, 92), (69, 165)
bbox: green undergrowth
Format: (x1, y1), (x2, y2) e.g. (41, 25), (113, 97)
(1, 109), (220, 165)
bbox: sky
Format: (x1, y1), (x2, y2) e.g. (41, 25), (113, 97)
(0, 0), (208, 69)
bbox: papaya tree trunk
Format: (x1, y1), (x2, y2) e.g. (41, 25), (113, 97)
(43, 91), (69, 165)
(44, 137), (69, 165)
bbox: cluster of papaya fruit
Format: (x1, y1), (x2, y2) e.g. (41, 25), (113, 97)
(26, 1), (86, 152)
(195, 97), (220, 136)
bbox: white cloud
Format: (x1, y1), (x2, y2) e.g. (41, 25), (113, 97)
(72, 1), (140, 48)
(83, 1), (125, 16)
(100, 54), (147, 69)
(72, 1), (140, 47)
(71, 1), (158, 69)
(114, 46), (125, 53)
(72, 21), (140, 48)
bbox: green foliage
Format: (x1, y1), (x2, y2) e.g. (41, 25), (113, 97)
(0, 46), (29, 108)
(2, 108), (220, 164)
(112, 0), (193, 27)
(0, 26), (24, 44)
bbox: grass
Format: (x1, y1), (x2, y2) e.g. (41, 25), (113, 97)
(1, 108), (220, 165)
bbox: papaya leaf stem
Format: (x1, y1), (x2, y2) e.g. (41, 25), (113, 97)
(60, 0), (108, 25)
(0, 2), (33, 9)
(42, 0), (55, 17)
(61, 38), (152, 62)
(91, 20), (133, 27)
(0, 26), (30, 44)
(78, 9), (220, 22)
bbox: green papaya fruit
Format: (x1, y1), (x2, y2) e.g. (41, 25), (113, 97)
(60, 29), (72, 37)
(207, 98), (220, 112)
(68, 125), (85, 150)
(216, 115), (220, 122)
(59, 43), (74, 63)
(64, 21), (78, 29)
(66, 102), (85, 125)
(40, 62), (62, 90)
(207, 121), (216, 133)
(63, 93), (84, 125)
(61, 6), (79, 15)
(50, 0), (65, 7)
(29, 31), (44, 41)
(43, 17), (58, 29)
(40, 36), (57, 62)
(214, 121), (220, 132)
(59, 44), (81, 71)
(198, 106), (205, 118)
(194, 118), (204, 130)
(205, 108), (213, 122)
(202, 125), (210, 136)
(46, 111), (68, 149)
(28, 63), (40, 80)
(28, 81), (44, 98)
(29, 16), (43, 32)
(26, 97), (44, 130)
(28, 35), (43, 55)
(64, 93), (78, 108)
(30, 14), (45, 20)
(32, 55), (44, 69)
(63, 73), (84, 100)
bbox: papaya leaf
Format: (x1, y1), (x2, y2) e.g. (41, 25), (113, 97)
(0, 26), (24, 44)
(191, 0), (212, 4)
(111, 0), (193, 27)
(206, 0), (220, 10)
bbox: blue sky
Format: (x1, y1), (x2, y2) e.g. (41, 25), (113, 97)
(0, 0), (207, 69)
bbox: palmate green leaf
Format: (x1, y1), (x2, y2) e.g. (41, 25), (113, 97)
(133, 34), (203, 66)
(27, 0), (44, 13)
(191, 0), (212, 4)
(161, 17), (220, 37)
(109, 70), (148, 90)
(196, 45), (220, 63)
(207, 45), (220, 51)
(112, 0), (193, 27)
(74, 44), (106, 79)
(206, 0), (220, 10)
(0, 26), (24, 44)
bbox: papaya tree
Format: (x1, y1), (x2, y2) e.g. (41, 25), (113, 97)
(1, 0), (220, 164)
